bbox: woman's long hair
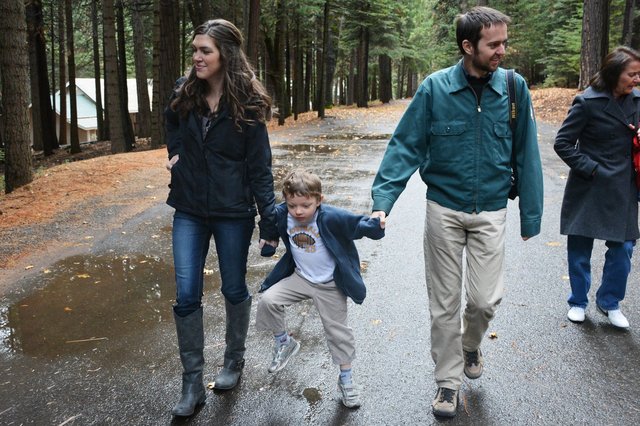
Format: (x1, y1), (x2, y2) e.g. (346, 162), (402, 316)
(170, 19), (271, 129)
(590, 46), (640, 93)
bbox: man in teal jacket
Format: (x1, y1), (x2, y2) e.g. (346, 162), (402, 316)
(371, 6), (543, 418)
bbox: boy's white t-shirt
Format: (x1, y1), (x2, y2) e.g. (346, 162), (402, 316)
(287, 211), (336, 284)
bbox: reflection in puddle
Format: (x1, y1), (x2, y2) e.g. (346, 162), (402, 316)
(0, 253), (179, 358)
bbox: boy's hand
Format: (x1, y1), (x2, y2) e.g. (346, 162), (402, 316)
(371, 211), (386, 229)
(259, 239), (278, 257)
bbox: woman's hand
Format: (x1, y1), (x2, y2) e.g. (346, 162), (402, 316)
(165, 154), (179, 171)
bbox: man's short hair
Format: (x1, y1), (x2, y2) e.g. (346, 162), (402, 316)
(282, 169), (322, 201)
(455, 6), (511, 55)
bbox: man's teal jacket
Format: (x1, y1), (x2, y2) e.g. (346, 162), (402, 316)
(372, 60), (543, 237)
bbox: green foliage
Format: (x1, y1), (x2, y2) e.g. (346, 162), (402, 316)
(537, 0), (583, 88)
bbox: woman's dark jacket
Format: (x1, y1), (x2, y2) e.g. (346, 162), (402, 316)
(164, 80), (278, 240)
(554, 87), (640, 242)
(259, 203), (385, 304)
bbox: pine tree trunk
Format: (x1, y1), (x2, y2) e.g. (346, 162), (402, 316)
(621, 0), (634, 46)
(247, 0), (260, 66)
(58, 0), (67, 145)
(116, 0), (135, 151)
(0, 0), (34, 193)
(103, 0), (127, 153)
(66, 0), (81, 153)
(92, 0), (105, 141)
(131, 0), (152, 138)
(579, 0), (610, 89)
(379, 54), (392, 103)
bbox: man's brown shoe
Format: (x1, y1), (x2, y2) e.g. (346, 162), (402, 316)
(463, 348), (484, 379)
(432, 387), (458, 418)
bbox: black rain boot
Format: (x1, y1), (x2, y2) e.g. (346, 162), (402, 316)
(213, 296), (252, 390)
(172, 307), (207, 417)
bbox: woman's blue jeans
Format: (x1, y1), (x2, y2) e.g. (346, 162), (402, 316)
(172, 210), (255, 317)
(567, 235), (634, 310)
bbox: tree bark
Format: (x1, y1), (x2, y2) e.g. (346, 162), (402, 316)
(356, 26), (369, 108)
(317, 1), (330, 118)
(131, 0), (152, 138)
(247, 0), (260, 66)
(65, 0), (81, 153)
(153, 0), (181, 147)
(378, 54), (392, 103)
(579, 0), (610, 89)
(58, 0), (67, 145)
(116, 0), (135, 151)
(103, 0), (127, 153)
(622, 0), (634, 46)
(26, 0), (58, 155)
(91, 0), (105, 141)
(0, 0), (34, 193)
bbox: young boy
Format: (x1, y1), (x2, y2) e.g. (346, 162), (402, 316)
(256, 169), (385, 408)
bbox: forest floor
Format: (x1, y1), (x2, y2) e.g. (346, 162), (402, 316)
(0, 87), (577, 272)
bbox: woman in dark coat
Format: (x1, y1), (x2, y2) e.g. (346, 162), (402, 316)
(554, 46), (640, 329)
(164, 19), (278, 416)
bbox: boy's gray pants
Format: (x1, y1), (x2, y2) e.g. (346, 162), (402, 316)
(256, 270), (356, 365)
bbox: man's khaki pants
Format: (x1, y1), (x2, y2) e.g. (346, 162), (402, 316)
(424, 200), (506, 390)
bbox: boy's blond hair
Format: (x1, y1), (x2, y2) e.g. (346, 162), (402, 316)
(282, 169), (322, 201)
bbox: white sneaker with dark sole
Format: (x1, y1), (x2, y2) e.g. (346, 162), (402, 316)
(268, 337), (300, 373)
(597, 306), (629, 329)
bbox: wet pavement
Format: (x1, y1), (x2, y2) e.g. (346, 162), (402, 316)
(1, 101), (640, 425)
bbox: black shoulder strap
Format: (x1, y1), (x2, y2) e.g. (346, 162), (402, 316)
(506, 69), (517, 133)
(506, 69), (518, 177)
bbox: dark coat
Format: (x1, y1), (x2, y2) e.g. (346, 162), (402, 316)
(554, 87), (640, 242)
(259, 203), (385, 304)
(164, 81), (278, 240)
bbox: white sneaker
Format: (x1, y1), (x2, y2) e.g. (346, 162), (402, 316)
(601, 308), (629, 329)
(567, 306), (585, 323)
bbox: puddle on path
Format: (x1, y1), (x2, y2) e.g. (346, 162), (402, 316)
(2, 129), (388, 360)
(0, 253), (177, 357)
(302, 387), (322, 405)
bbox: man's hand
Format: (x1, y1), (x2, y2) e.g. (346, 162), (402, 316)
(522, 236), (530, 241)
(371, 211), (386, 229)
(165, 154), (179, 171)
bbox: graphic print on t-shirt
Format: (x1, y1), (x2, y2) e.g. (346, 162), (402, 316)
(290, 225), (319, 253)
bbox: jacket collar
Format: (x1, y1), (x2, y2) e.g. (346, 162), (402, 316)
(449, 59), (504, 96)
(186, 103), (231, 145)
(584, 87), (640, 127)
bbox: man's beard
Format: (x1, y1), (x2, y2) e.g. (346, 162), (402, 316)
(472, 53), (501, 75)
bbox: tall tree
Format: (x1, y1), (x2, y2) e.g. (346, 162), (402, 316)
(91, 0), (106, 142)
(26, 0), (58, 155)
(152, 0), (181, 148)
(103, 0), (128, 153)
(579, 0), (611, 89)
(621, 0), (635, 46)
(0, 0), (34, 193)
(65, 0), (81, 153)
(378, 54), (392, 103)
(131, 0), (153, 138)
(186, 0), (212, 29)
(317, 1), (330, 118)
(246, 0), (261, 65)
(115, 0), (135, 151)
(58, 0), (67, 146)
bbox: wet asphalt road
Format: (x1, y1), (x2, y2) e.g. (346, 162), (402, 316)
(1, 101), (640, 425)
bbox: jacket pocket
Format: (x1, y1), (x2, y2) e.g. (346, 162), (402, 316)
(429, 121), (468, 165)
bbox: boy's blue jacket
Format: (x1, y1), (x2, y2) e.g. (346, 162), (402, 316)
(259, 203), (385, 304)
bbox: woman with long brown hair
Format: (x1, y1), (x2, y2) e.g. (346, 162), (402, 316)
(164, 19), (278, 417)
